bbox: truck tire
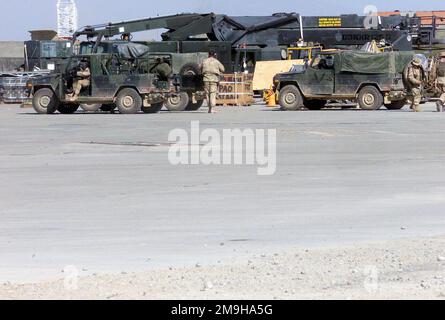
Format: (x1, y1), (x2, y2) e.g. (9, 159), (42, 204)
(142, 102), (163, 114)
(279, 85), (304, 111)
(358, 86), (384, 110)
(180, 63), (201, 76)
(165, 92), (189, 111)
(80, 103), (102, 112)
(385, 100), (407, 110)
(186, 99), (204, 111)
(32, 88), (59, 114)
(58, 104), (79, 114)
(116, 88), (142, 114)
(304, 99), (327, 110)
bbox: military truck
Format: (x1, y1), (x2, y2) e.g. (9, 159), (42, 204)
(78, 41), (207, 111)
(28, 44), (204, 114)
(274, 51), (415, 111)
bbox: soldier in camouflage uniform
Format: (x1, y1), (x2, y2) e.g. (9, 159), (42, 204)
(152, 58), (172, 81)
(406, 57), (425, 113)
(201, 52), (225, 114)
(68, 58), (91, 101)
(436, 52), (445, 112)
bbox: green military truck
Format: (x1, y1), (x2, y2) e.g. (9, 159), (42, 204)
(78, 41), (207, 112)
(28, 43), (205, 114)
(274, 51), (416, 111)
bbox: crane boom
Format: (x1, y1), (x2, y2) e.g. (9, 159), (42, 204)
(73, 13), (213, 41)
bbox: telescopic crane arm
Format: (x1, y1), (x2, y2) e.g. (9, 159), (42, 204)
(72, 12), (425, 52)
(73, 13), (215, 41)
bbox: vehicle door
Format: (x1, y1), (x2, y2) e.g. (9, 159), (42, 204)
(63, 56), (82, 97)
(298, 57), (335, 96)
(90, 54), (124, 97)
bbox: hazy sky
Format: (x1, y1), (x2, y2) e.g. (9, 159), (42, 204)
(0, 0), (443, 40)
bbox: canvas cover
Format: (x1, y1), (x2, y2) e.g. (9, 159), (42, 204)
(112, 43), (150, 59)
(335, 51), (415, 74)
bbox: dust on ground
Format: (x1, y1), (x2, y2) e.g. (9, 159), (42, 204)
(2, 236), (445, 300)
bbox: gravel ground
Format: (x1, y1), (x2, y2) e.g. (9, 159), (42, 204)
(2, 235), (445, 300)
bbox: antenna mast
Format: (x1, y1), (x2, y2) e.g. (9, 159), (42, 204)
(57, 0), (78, 39)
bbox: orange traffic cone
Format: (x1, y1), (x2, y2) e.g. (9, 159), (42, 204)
(265, 89), (277, 107)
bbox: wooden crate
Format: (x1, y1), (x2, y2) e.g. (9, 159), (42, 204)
(217, 73), (254, 106)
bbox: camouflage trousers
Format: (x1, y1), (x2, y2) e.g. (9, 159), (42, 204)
(204, 81), (218, 109)
(410, 87), (422, 112)
(439, 84), (445, 104)
(73, 79), (90, 96)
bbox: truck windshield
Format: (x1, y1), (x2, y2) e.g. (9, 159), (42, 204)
(79, 43), (106, 55)
(311, 55), (334, 70)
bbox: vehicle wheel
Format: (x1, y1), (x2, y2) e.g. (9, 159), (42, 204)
(304, 99), (327, 110)
(385, 100), (406, 110)
(279, 85), (304, 111)
(358, 86), (384, 110)
(58, 104), (79, 114)
(180, 63), (201, 76)
(186, 99), (204, 111)
(80, 103), (102, 112)
(142, 102), (163, 114)
(100, 104), (116, 112)
(165, 92), (189, 112)
(116, 88), (142, 114)
(32, 88), (59, 114)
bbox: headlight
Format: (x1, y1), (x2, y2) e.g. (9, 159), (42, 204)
(281, 49), (288, 60)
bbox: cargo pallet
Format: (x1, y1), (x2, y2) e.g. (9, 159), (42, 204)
(217, 73), (254, 107)
(0, 71), (50, 104)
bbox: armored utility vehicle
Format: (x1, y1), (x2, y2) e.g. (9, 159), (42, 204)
(274, 51), (415, 111)
(28, 43), (205, 114)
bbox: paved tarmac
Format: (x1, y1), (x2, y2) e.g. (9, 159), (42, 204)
(1, 103), (445, 283)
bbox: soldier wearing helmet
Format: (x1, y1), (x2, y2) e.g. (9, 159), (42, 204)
(151, 57), (172, 81)
(406, 57), (425, 112)
(436, 52), (445, 112)
(68, 58), (91, 101)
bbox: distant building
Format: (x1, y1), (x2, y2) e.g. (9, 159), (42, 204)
(0, 42), (24, 72)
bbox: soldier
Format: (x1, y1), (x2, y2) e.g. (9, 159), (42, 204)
(201, 52), (225, 114)
(436, 52), (445, 112)
(152, 58), (172, 81)
(406, 57), (425, 112)
(68, 58), (91, 101)
(121, 33), (132, 41)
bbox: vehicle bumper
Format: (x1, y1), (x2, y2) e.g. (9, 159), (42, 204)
(384, 90), (407, 104)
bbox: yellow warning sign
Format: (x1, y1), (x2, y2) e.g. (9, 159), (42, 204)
(319, 17), (342, 28)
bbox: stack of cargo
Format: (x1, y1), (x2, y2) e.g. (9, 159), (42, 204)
(217, 74), (255, 107)
(0, 74), (29, 104)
